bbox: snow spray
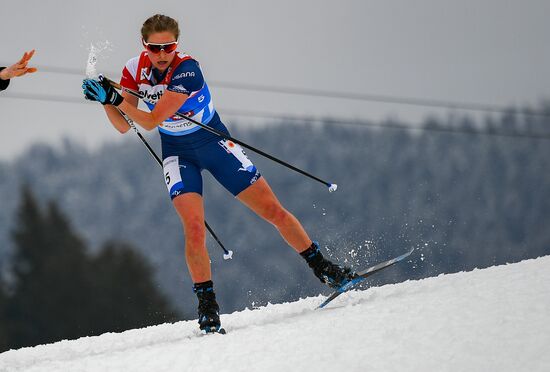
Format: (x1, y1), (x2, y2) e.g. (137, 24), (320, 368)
(85, 41), (113, 79)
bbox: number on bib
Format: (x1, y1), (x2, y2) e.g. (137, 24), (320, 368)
(162, 156), (184, 198)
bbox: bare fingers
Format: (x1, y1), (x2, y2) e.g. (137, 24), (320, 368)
(13, 50), (37, 76)
(18, 50), (35, 65)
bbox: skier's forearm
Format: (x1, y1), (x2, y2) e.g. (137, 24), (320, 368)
(104, 105), (131, 134)
(118, 101), (162, 131)
(116, 89), (189, 131)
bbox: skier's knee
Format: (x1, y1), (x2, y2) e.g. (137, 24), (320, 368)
(263, 203), (290, 226)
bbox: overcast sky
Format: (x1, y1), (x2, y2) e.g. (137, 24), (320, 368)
(1, 0), (549, 160)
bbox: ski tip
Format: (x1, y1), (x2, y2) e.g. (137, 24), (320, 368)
(328, 183), (338, 192)
(398, 248), (415, 260)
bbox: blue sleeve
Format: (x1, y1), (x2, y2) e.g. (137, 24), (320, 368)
(167, 59), (204, 95)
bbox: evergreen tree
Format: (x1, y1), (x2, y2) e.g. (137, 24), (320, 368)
(2, 187), (179, 352)
(89, 240), (178, 334)
(6, 188), (95, 349)
(0, 283), (7, 351)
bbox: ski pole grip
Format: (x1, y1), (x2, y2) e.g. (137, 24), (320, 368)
(100, 75), (122, 90)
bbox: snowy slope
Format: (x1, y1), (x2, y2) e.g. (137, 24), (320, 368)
(1, 255), (549, 372)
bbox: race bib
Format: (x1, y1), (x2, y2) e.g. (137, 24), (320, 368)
(163, 156), (184, 198)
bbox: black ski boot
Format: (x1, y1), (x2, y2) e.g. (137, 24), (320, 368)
(193, 281), (224, 334)
(301, 242), (356, 289)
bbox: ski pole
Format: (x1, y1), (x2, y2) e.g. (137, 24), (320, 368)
(118, 109), (234, 260)
(101, 75), (338, 193)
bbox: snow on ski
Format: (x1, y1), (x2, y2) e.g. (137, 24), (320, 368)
(317, 248), (415, 309)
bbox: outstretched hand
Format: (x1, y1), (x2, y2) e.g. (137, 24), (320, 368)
(82, 78), (123, 106)
(0, 50), (37, 80)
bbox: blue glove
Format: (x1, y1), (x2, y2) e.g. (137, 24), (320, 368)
(82, 78), (123, 106)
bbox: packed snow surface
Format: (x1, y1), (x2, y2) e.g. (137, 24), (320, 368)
(1, 255), (549, 372)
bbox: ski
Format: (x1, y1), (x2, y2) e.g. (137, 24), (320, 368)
(317, 248), (415, 309)
(201, 327), (226, 335)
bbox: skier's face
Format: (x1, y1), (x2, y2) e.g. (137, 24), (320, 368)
(143, 31), (178, 72)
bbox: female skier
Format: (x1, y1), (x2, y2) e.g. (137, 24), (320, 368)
(82, 14), (354, 333)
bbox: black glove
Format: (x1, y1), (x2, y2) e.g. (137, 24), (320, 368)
(82, 78), (123, 106)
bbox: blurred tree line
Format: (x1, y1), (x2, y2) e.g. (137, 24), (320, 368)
(0, 188), (179, 352)
(0, 104), (549, 330)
